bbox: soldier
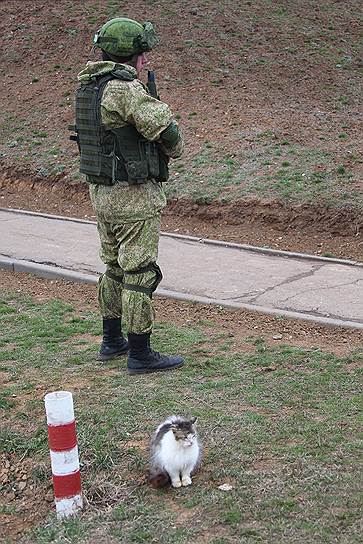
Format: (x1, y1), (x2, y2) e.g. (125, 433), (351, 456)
(71, 18), (184, 374)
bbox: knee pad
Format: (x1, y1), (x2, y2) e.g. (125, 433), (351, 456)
(104, 268), (124, 285)
(123, 262), (162, 297)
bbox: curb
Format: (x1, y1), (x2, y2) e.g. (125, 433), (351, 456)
(1, 256), (362, 331)
(161, 232), (363, 268)
(0, 207), (97, 225)
(1, 207), (361, 268)
(0, 257), (97, 284)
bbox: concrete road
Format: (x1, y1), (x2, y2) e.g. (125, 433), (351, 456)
(0, 208), (362, 329)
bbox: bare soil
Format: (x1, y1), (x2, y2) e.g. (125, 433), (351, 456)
(0, 454), (51, 542)
(0, 0), (362, 261)
(1, 269), (362, 541)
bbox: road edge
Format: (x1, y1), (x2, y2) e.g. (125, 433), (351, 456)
(1, 207), (361, 268)
(1, 256), (362, 330)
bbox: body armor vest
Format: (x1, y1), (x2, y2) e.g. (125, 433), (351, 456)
(69, 70), (168, 186)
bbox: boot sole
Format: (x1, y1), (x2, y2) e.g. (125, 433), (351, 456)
(98, 349), (129, 361)
(127, 361), (184, 375)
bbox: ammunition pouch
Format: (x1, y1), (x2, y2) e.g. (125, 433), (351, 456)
(158, 150), (170, 183)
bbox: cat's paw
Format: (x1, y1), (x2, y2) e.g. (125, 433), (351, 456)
(172, 480), (182, 488)
(181, 476), (192, 486)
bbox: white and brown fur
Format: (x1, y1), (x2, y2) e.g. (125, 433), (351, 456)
(149, 415), (201, 488)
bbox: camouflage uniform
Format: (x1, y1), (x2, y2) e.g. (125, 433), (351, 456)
(77, 61), (183, 334)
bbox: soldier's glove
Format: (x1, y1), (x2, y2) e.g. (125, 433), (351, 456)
(159, 121), (181, 152)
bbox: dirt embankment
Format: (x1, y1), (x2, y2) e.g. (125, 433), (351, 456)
(0, 166), (362, 261)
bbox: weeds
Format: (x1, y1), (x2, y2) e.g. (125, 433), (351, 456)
(0, 289), (362, 543)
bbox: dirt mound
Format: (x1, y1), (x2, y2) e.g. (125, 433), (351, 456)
(167, 196), (362, 236)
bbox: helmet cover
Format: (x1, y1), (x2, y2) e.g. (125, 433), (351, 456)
(93, 18), (159, 57)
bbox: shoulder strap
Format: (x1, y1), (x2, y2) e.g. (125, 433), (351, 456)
(93, 69), (135, 87)
(80, 69), (135, 93)
(111, 69), (135, 82)
(95, 71), (135, 119)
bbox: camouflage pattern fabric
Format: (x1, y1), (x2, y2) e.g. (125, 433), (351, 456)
(77, 61), (183, 333)
(94, 19), (159, 57)
(97, 216), (161, 334)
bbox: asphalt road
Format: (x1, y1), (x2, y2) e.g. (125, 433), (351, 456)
(1, 208), (362, 329)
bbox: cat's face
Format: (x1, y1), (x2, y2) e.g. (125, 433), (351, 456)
(171, 417), (197, 448)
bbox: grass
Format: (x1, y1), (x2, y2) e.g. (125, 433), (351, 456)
(166, 141), (362, 209)
(0, 289), (362, 543)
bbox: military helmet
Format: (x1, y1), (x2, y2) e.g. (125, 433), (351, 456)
(93, 18), (159, 57)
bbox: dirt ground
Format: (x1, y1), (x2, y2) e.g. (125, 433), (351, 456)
(1, 268), (362, 541)
(0, 0), (362, 261)
(0, 453), (52, 543)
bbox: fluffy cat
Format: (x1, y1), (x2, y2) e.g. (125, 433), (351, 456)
(149, 415), (201, 488)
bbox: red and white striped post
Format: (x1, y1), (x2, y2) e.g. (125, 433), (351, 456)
(44, 391), (83, 519)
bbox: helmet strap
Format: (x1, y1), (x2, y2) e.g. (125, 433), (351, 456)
(87, 45), (98, 62)
(102, 49), (134, 64)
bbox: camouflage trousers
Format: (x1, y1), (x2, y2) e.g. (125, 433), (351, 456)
(97, 215), (162, 334)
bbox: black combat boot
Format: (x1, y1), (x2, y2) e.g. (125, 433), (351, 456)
(98, 318), (129, 361)
(127, 333), (184, 375)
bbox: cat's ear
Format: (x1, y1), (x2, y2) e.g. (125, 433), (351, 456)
(190, 417), (197, 425)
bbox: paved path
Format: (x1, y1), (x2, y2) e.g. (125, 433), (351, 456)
(0, 208), (362, 329)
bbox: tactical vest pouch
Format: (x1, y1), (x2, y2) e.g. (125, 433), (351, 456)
(111, 125), (160, 184)
(158, 151), (169, 182)
(125, 159), (148, 181)
(144, 141), (160, 179)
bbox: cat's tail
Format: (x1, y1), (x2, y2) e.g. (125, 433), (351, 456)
(148, 469), (170, 489)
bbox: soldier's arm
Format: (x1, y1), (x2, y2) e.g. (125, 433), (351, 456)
(159, 121), (183, 159)
(103, 80), (183, 157)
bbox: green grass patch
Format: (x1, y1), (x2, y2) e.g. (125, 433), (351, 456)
(0, 289), (362, 543)
(166, 142), (362, 210)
